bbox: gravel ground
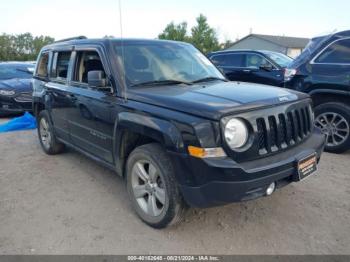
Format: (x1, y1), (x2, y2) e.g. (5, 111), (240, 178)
(0, 126), (349, 255)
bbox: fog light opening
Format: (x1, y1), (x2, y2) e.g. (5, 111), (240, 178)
(266, 182), (276, 196)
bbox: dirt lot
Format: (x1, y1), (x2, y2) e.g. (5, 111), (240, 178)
(0, 124), (349, 255)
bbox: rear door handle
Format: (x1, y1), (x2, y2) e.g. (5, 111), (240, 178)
(243, 69), (251, 73)
(67, 94), (77, 101)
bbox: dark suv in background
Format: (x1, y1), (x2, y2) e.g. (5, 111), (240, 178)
(33, 37), (324, 228)
(208, 50), (293, 87)
(285, 30), (350, 153)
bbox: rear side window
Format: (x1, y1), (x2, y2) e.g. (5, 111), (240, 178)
(51, 51), (72, 79)
(210, 55), (226, 66)
(315, 38), (350, 64)
(35, 52), (49, 78)
(211, 53), (244, 67)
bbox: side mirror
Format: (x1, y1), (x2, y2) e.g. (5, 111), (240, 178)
(88, 70), (106, 87)
(260, 64), (273, 71)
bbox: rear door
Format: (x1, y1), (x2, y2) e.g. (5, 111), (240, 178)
(44, 49), (73, 141)
(310, 38), (350, 94)
(210, 53), (246, 81)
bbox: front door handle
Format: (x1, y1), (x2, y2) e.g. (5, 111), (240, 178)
(243, 69), (251, 73)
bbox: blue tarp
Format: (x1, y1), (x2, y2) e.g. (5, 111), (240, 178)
(0, 112), (37, 133)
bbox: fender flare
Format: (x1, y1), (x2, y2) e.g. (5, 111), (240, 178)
(113, 112), (185, 175)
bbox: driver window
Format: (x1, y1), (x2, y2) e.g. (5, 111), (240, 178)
(245, 54), (271, 69)
(73, 50), (109, 88)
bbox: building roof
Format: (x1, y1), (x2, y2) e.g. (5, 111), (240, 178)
(230, 34), (310, 49)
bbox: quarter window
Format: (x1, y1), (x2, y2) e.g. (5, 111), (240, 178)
(35, 52), (49, 78)
(315, 38), (350, 64)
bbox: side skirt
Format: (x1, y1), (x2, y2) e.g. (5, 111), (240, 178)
(57, 137), (121, 175)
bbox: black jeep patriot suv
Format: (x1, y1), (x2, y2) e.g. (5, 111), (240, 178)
(32, 37), (325, 228)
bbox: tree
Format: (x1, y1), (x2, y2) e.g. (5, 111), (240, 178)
(158, 22), (189, 42)
(158, 14), (224, 54)
(0, 33), (54, 61)
(32, 35), (55, 58)
(221, 39), (235, 50)
(0, 34), (14, 61)
(190, 14), (220, 53)
(12, 33), (34, 60)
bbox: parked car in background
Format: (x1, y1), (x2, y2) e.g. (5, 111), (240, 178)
(32, 37), (325, 228)
(208, 50), (293, 87)
(285, 30), (350, 153)
(0, 62), (35, 116)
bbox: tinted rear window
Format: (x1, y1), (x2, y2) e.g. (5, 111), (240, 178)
(210, 53), (244, 67)
(315, 38), (350, 64)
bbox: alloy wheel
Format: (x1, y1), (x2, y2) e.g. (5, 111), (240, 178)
(40, 118), (52, 149)
(315, 112), (350, 147)
(131, 160), (166, 217)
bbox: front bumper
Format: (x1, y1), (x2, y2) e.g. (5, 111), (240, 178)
(172, 129), (325, 208)
(0, 97), (32, 115)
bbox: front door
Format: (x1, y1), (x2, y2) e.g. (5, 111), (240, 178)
(65, 49), (117, 164)
(243, 53), (283, 86)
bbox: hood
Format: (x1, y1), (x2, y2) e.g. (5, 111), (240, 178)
(127, 81), (308, 120)
(0, 78), (32, 92)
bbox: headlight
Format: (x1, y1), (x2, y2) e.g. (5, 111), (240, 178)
(224, 118), (248, 149)
(0, 90), (15, 96)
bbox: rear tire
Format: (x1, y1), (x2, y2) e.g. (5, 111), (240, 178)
(126, 143), (187, 229)
(37, 110), (65, 155)
(314, 102), (350, 153)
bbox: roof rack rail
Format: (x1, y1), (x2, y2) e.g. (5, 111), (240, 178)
(54, 36), (87, 43)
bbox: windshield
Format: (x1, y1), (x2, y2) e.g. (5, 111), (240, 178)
(262, 51), (293, 68)
(113, 41), (225, 87)
(0, 64), (34, 80)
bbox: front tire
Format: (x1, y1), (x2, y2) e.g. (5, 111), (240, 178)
(314, 102), (350, 153)
(37, 110), (65, 155)
(126, 143), (186, 228)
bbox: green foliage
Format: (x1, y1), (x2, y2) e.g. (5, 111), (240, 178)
(0, 33), (54, 61)
(158, 14), (225, 54)
(158, 22), (189, 42)
(221, 39), (235, 50)
(190, 14), (220, 53)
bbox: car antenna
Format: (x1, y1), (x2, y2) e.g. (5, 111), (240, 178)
(118, 0), (127, 101)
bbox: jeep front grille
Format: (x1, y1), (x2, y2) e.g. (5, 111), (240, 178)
(256, 105), (313, 155)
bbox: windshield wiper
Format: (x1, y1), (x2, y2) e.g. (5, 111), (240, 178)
(131, 79), (192, 87)
(191, 77), (227, 84)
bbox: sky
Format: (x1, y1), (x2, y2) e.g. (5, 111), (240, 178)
(1, 0), (349, 42)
